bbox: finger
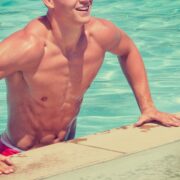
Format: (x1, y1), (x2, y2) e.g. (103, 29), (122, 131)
(172, 115), (180, 120)
(160, 119), (180, 127)
(171, 120), (180, 126)
(0, 162), (14, 174)
(4, 157), (13, 166)
(134, 120), (146, 127)
(134, 116), (150, 127)
(166, 121), (180, 127)
(168, 116), (180, 126)
(0, 155), (14, 166)
(159, 121), (171, 127)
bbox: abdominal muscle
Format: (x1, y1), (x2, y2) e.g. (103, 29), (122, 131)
(6, 92), (83, 151)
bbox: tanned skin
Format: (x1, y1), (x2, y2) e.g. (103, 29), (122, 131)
(0, 0), (179, 175)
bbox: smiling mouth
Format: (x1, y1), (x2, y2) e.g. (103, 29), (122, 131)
(75, 6), (89, 12)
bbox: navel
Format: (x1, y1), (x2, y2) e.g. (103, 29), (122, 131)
(41, 96), (48, 102)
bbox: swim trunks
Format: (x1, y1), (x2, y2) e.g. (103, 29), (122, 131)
(0, 132), (22, 156)
(0, 118), (77, 156)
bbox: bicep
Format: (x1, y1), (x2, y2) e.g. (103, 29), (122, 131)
(108, 28), (138, 58)
(0, 35), (21, 78)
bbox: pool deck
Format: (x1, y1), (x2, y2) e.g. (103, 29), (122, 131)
(1, 113), (180, 180)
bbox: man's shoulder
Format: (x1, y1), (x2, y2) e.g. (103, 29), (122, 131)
(13, 29), (45, 65)
(2, 16), (46, 54)
(18, 17), (47, 59)
(87, 17), (121, 51)
(24, 16), (48, 41)
(0, 17), (47, 70)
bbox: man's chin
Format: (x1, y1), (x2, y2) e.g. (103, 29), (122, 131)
(73, 10), (91, 24)
(73, 16), (91, 25)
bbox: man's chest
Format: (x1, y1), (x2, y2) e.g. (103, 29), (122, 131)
(23, 41), (105, 98)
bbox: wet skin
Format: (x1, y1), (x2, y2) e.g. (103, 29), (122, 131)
(0, 0), (180, 175)
(1, 0), (101, 150)
(3, 16), (107, 150)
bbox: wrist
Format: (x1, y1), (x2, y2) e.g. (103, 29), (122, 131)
(140, 104), (157, 114)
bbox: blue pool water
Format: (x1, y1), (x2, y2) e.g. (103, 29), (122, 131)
(0, 0), (180, 137)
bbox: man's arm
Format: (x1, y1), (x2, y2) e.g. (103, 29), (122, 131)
(0, 29), (44, 175)
(112, 29), (155, 113)
(95, 19), (180, 127)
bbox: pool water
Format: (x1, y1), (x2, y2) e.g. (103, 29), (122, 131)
(0, 0), (180, 137)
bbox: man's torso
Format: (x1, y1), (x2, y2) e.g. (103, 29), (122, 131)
(5, 16), (108, 150)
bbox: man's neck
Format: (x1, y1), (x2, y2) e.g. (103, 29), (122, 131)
(46, 13), (85, 55)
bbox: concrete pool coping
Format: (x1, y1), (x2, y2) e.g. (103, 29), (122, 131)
(47, 140), (180, 180)
(1, 114), (180, 180)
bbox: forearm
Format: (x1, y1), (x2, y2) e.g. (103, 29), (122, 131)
(119, 47), (155, 113)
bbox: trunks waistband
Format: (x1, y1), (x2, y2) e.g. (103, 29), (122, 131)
(0, 132), (23, 152)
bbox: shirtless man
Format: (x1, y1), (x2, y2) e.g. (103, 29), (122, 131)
(0, 0), (179, 175)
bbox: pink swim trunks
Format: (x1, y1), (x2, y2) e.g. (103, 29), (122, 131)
(0, 140), (20, 156)
(0, 133), (22, 156)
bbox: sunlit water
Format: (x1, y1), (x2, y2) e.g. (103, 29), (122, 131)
(0, 0), (180, 137)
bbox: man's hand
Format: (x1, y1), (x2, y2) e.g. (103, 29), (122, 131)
(134, 108), (180, 127)
(0, 155), (14, 175)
